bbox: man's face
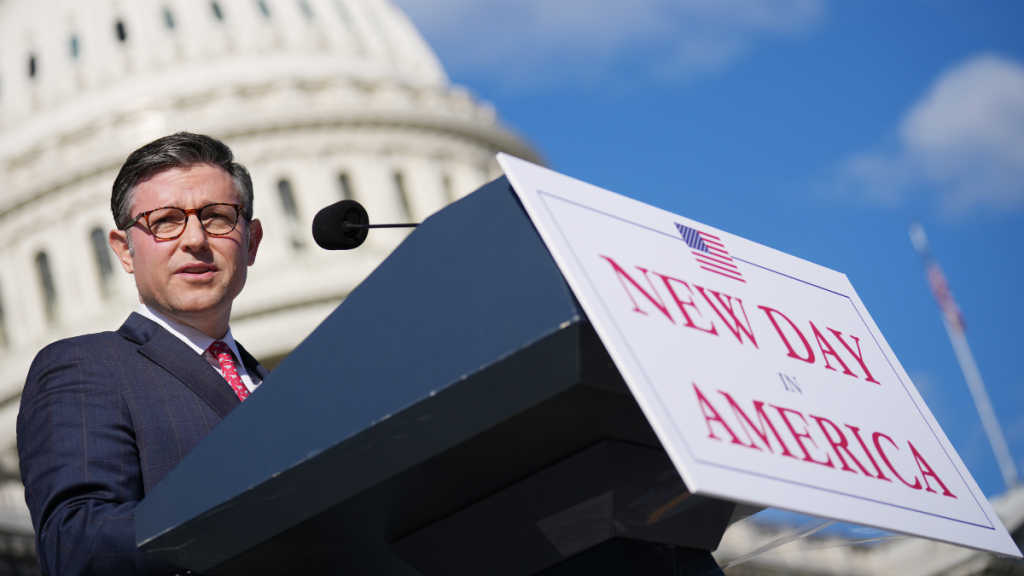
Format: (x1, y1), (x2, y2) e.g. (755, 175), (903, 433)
(109, 163), (263, 337)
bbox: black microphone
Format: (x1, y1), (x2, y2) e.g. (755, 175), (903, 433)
(312, 200), (418, 250)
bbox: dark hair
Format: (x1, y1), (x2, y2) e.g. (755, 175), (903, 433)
(111, 132), (254, 230)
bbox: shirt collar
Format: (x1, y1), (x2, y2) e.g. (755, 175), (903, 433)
(137, 303), (244, 363)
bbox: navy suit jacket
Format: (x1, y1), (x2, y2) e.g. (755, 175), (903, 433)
(17, 313), (270, 576)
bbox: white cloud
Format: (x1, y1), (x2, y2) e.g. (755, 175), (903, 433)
(842, 54), (1024, 216)
(392, 0), (823, 89)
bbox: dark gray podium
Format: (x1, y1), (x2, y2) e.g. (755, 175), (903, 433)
(135, 177), (734, 576)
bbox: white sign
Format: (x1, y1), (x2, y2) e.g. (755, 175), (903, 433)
(498, 153), (1021, 557)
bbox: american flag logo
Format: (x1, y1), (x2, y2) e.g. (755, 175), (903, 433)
(675, 223), (745, 283)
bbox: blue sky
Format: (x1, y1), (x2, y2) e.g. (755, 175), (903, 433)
(395, 0), (1024, 500)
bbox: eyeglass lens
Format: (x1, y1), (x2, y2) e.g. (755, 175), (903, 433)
(147, 205), (239, 239)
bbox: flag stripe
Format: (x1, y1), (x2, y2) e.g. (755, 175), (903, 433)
(692, 255), (741, 270)
(694, 254), (741, 273)
(693, 251), (739, 268)
(701, 266), (746, 282)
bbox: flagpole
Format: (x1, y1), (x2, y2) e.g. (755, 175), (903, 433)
(945, 319), (1018, 489)
(908, 221), (1018, 490)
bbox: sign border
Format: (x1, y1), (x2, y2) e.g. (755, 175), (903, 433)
(536, 188), (994, 531)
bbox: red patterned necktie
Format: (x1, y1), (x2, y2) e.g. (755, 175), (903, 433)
(207, 341), (249, 401)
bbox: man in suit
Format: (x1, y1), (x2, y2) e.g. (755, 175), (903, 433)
(17, 132), (267, 575)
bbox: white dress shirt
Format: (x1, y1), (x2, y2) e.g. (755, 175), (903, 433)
(137, 304), (261, 393)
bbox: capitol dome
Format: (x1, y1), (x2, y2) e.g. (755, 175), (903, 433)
(0, 0), (538, 563)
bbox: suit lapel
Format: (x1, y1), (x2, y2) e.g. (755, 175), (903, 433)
(236, 342), (270, 381)
(120, 313), (240, 419)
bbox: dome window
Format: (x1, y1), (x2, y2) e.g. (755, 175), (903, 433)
(164, 8), (176, 29)
(28, 55), (37, 78)
(277, 179), (305, 249)
(393, 171), (412, 220)
(90, 228), (115, 298)
(257, 0), (271, 18)
(35, 251), (58, 323)
(211, 2), (224, 21)
(116, 20), (128, 42)
(442, 174), (454, 203)
(298, 0), (314, 20)
(338, 173), (354, 201)
(70, 36), (80, 58)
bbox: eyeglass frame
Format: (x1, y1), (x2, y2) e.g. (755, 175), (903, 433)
(121, 203), (247, 240)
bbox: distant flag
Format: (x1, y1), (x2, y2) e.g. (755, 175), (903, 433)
(675, 223), (745, 283)
(908, 221), (966, 335)
(908, 220), (1017, 489)
(926, 263), (966, 335)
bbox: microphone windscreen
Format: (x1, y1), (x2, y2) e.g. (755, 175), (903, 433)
(312, 200), (369, 250)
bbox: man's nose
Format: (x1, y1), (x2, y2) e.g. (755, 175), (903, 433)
(179, 214), (211, 247)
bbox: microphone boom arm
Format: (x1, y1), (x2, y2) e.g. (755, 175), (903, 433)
(342, 222), (418, 231)
(313, 199), (419, 250)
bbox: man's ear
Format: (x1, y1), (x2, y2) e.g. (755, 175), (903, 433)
(246, 219), (263, 266)
(109, 229), (134, 274)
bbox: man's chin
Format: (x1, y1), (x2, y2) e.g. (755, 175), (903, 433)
(157, 291), (231, 318)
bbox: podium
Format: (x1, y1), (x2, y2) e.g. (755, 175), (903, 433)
(135, 177), (735, 575)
